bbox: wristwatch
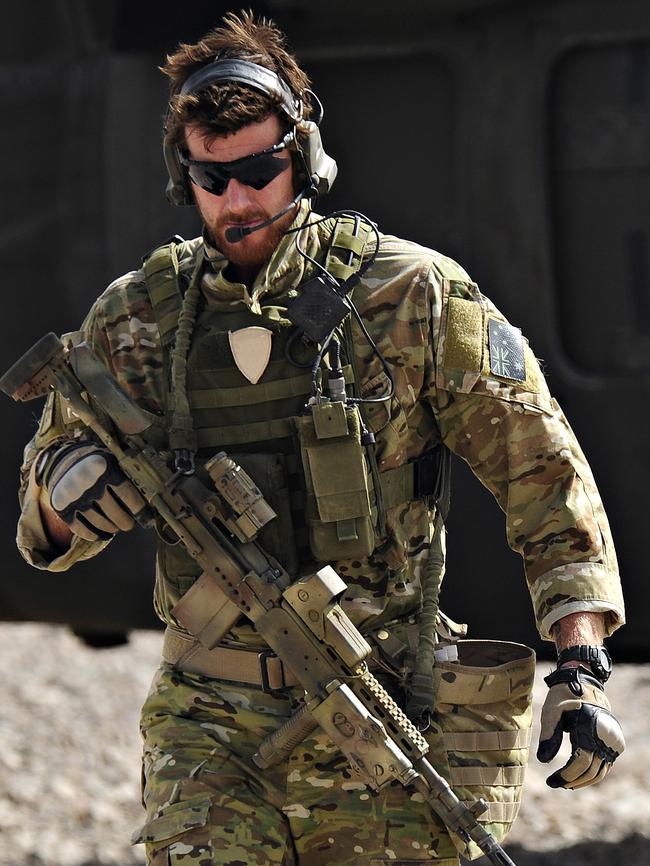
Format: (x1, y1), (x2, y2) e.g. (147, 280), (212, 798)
(556, 644), (613, 683)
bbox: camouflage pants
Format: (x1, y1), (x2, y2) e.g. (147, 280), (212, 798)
(133, 664), (460, 866)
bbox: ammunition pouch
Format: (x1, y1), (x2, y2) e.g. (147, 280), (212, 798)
(294, 403), (374, 560)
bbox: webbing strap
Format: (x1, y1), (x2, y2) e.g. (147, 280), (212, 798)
(436, 671), (520, 706)
(159, 310), (185, 342)
(196, 417), (294, 449)
(326, 216), (374, 281)
(378, 463), (415, 509)
(373, 449), (446, 511)
(449, 764), (526, 787)
(443, 729), (532, 752)
(162, 627), (298, 689)
(461, 800), (521, 824)
(143, 243), (184, 345)
(188, 365), (354, 410)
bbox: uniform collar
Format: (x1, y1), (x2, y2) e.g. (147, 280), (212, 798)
(201, 200), (323, 313)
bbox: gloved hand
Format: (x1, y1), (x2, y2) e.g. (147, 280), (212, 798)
(40, 441), (146, 542)
(537, 666), (625, 789)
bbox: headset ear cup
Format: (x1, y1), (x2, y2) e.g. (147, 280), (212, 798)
(163, 138), (193, 206)
(296, 121), (337, 196)
(289, 138), (315, 199)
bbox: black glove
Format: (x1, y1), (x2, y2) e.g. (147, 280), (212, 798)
(537, 666), (625, 789)
(40, 441), (146, 542)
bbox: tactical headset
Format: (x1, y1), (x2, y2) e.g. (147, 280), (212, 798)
(163, 58), (338, 207)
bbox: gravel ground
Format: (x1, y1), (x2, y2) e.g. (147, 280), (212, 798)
(1, 623), (648, 866)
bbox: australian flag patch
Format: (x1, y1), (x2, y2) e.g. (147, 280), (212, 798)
(488, 319), (526, 382)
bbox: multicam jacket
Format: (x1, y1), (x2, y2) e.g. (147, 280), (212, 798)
(17, 205), (625, 642)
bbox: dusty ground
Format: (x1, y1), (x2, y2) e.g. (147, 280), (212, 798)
(0, 623), (648, 866)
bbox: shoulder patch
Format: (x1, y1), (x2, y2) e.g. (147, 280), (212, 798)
(443, 297), (483, 372)
(487, 318), (526, 382)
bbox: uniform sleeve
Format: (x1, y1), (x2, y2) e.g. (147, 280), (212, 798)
(14, 266), (152, 573)
(16, 310), (112, 571)
(422, 266), (625, 640)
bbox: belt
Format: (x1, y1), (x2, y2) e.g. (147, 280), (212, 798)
(162, 626), (299, 691)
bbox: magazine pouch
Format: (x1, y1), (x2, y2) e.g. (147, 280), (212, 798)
(294, 402), (374, 561)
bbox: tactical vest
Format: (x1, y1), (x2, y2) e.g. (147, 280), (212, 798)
(143, 219), (444, 626)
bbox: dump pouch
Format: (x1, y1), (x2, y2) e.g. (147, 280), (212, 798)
(430, 640), (535, 860)
(294, 403), (374, 560)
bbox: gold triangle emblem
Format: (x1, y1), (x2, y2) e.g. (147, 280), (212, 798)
(228, 327), (273, 384)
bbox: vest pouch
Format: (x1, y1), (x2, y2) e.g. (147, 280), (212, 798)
(430, 640), (535, 860)
(294, 404), (374, 561)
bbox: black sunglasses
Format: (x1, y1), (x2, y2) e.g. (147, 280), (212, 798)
(179, 131), (294, 197)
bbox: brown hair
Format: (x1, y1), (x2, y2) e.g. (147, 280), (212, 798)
(161, 10), (311, 148)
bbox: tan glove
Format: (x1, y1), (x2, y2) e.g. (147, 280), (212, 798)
(537, 666), (625, 789)
(39, 441), (146, 542)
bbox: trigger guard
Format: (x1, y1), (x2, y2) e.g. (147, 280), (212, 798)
(154, 512), (180, 545)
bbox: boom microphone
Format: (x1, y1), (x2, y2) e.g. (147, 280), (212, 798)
(224, 184), (311, 244)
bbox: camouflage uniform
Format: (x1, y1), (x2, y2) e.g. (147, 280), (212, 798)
(17, 203), (624, 865)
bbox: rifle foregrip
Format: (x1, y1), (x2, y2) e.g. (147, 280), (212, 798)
(253, 703), (318, 769)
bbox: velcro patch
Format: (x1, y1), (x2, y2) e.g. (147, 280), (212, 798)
(443, 297), (483, 371)
(488, 318), (526, 382)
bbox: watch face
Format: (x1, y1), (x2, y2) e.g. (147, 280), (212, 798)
(593, 647), (613, 680)
(558, 645), (612, 682)
(584, 646), (612, 681)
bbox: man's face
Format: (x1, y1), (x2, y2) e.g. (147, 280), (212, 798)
(184, 115), (297, 278)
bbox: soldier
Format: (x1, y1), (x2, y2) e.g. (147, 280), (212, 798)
(15, 11), (625, 866)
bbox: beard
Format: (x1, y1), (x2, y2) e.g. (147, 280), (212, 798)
(199, 201), (297, 276)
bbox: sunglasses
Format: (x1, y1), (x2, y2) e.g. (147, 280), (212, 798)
(179, 131), (294, 197)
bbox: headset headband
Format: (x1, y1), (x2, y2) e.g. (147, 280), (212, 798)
(179, 58), (302, 123)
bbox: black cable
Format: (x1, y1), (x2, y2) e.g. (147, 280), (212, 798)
(285, 328), (318, 369)
(289, 209), (380, 287)
(346, 297), (395, 405)
(329, 339), (342, 376)
(293, 220), (331, 281)
(309, 329), (335, 402)
(291, 208), (392, 405)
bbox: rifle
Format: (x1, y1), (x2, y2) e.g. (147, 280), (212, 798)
(1, 332), (517, 866)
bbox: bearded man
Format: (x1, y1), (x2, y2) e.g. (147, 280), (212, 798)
(15, 11), (625, 866)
